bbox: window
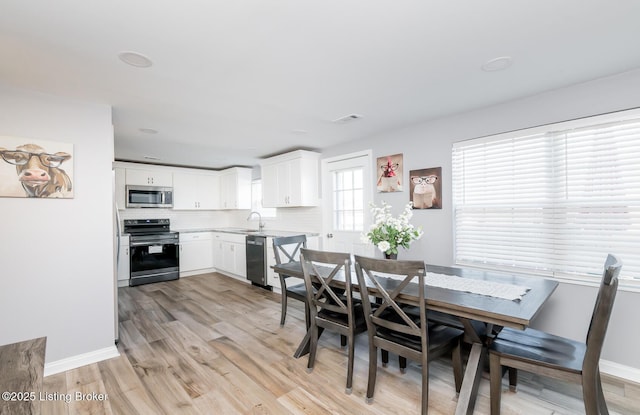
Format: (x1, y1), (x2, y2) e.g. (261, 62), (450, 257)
(452, 109), (640, 283)
(333, 167), (364, 231)
(251, 180), (276, 218)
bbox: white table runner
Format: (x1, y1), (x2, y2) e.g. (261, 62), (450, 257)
(425, 272), (530, 301)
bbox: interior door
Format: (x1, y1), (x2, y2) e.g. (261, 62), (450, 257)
(321, 150), (374, 256)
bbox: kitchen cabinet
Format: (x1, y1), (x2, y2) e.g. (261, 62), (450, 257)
(125, 168), (173, 187)
(114, 167), (126, 209)
(219, 167), (251, 210)
(180, 232), (214, 274)
(212, 232), (247, 278)
(173, 172), (219, 210)
(261, 150), (319, 207)
(117, 234), (130, 285)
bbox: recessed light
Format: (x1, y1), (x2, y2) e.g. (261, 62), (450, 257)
(139, 128), (158, 134)
(481, 56), (513, 72)
(118, 51), (153, 68)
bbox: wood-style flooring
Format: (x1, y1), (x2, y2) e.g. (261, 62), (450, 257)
(40, 272), (640, 414)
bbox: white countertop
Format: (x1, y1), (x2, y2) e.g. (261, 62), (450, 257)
(174, 227), (319, 238)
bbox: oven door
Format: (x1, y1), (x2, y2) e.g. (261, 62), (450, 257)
(129, 237), (179, 286)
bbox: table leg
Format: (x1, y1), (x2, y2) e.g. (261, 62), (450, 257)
(455, 342), (486, 415)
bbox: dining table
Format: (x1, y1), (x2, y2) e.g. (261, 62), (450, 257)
(271, 261), (559, 415)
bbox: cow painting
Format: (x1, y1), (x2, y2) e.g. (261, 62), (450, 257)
(0, 143), (72, 198)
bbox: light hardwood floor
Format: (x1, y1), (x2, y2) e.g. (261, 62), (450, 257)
(41, 272), (640, 415)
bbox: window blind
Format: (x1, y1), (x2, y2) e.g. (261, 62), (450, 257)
(452, 110), (640, 282)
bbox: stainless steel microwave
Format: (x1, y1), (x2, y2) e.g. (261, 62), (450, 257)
(126, 185), (173, 208)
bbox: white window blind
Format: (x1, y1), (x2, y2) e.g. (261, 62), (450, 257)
(452, 110), (640, 282)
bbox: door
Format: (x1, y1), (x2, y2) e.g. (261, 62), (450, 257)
(321, 150), (374, 255)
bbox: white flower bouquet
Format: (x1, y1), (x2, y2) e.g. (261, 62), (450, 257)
(362, 201), (423, 257)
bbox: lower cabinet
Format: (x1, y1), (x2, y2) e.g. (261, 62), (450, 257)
(212, 232), (247, 279)
(179, 232), (214, 275)
(117, 235), (130, 285)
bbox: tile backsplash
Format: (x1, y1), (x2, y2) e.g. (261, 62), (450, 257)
(118, 206), (322, 234)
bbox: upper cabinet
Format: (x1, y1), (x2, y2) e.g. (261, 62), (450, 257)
(173, 171), (219, 210)
(261, 150), (320, 207)
(125, 168), (173, 187)
(219, 167), (251, 210)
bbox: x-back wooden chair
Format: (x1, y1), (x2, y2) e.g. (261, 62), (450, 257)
(489, 254), (622, 415)
(300, 248), (367, 394)
(272, 235), (308, 327)
(354, 255), (464, 414)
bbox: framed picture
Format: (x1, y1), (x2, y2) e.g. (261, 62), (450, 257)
(0, 136), (74, 198)
(376, 153), (403, 192)
(410, 167), (441, 209)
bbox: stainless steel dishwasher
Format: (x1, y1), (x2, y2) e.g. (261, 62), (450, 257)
(246, 234), (270, 289)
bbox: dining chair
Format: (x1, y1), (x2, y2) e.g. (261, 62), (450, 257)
(354, 255), (464, 414)
(489, 254), (622, 415)
(299, 248), (367, 394)
(272, 235), (308, 327)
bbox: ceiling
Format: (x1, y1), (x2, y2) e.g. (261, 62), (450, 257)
(2, 1), (640, 170)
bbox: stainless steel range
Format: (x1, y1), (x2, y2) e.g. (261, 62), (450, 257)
(124, 218), (179, 286)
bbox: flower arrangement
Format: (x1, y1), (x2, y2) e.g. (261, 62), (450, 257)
(362, 201), (423, 257)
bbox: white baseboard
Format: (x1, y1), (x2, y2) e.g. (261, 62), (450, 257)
(44, 345), (120, 377)
(600, 359), (640, 385)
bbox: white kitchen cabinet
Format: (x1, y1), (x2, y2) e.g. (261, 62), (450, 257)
(114, 167), (126, 209)
(173, 172), (219, 210)
(125, 168), (173, 187)
(219, 167), (251, 210)
(212, 232), (247, 279)
(117, 234), (130, 285)
(261, 150), (319, 207)
(180, 232), (214, 274)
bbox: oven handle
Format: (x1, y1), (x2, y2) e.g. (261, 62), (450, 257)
(130, 241), (180, 247)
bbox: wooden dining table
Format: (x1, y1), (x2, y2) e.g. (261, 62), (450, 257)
(272, 261), (559, 415)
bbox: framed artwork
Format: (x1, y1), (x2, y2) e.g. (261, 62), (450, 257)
(376, 153), (403, 192)
(410, 167), (442, 209)
(0, 136), (74, 198)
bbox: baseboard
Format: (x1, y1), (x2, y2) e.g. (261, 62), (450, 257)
(600, 359), (640, 385)
(43, 345), (120, 377)
(180, 268), (216, 278)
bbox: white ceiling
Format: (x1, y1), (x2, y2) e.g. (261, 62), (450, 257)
(2, 1), (640, 169)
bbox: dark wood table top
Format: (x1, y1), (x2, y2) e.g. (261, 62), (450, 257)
(272, 262), (558, 330)
(0, 337), (46, 415)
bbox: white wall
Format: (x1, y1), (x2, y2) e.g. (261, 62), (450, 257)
(0, 83), (117, 370)
(323, 69), (640, 374)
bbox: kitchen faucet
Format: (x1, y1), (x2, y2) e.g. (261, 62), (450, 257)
(247, 211), (265, 232)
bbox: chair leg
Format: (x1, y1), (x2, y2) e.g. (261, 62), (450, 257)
(303, 301), (311, 330)
(420, 352), (429, 415)
(381, 349), (389, 367)
(345, 333), (355, 394)
(489, 353), (503, 415)
(399, 356), (407, 373)
(508, 367), (517, 392)
(582, 370), (603, 415)
(596, 369), (610, 415)
(280, 292), (288, 327)
(307, 322), (318, 373)
(366, 342), (378, 404)
(451, 339), (463, 394)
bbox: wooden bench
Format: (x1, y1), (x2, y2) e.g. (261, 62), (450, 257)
(0, 337), (46, 415)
